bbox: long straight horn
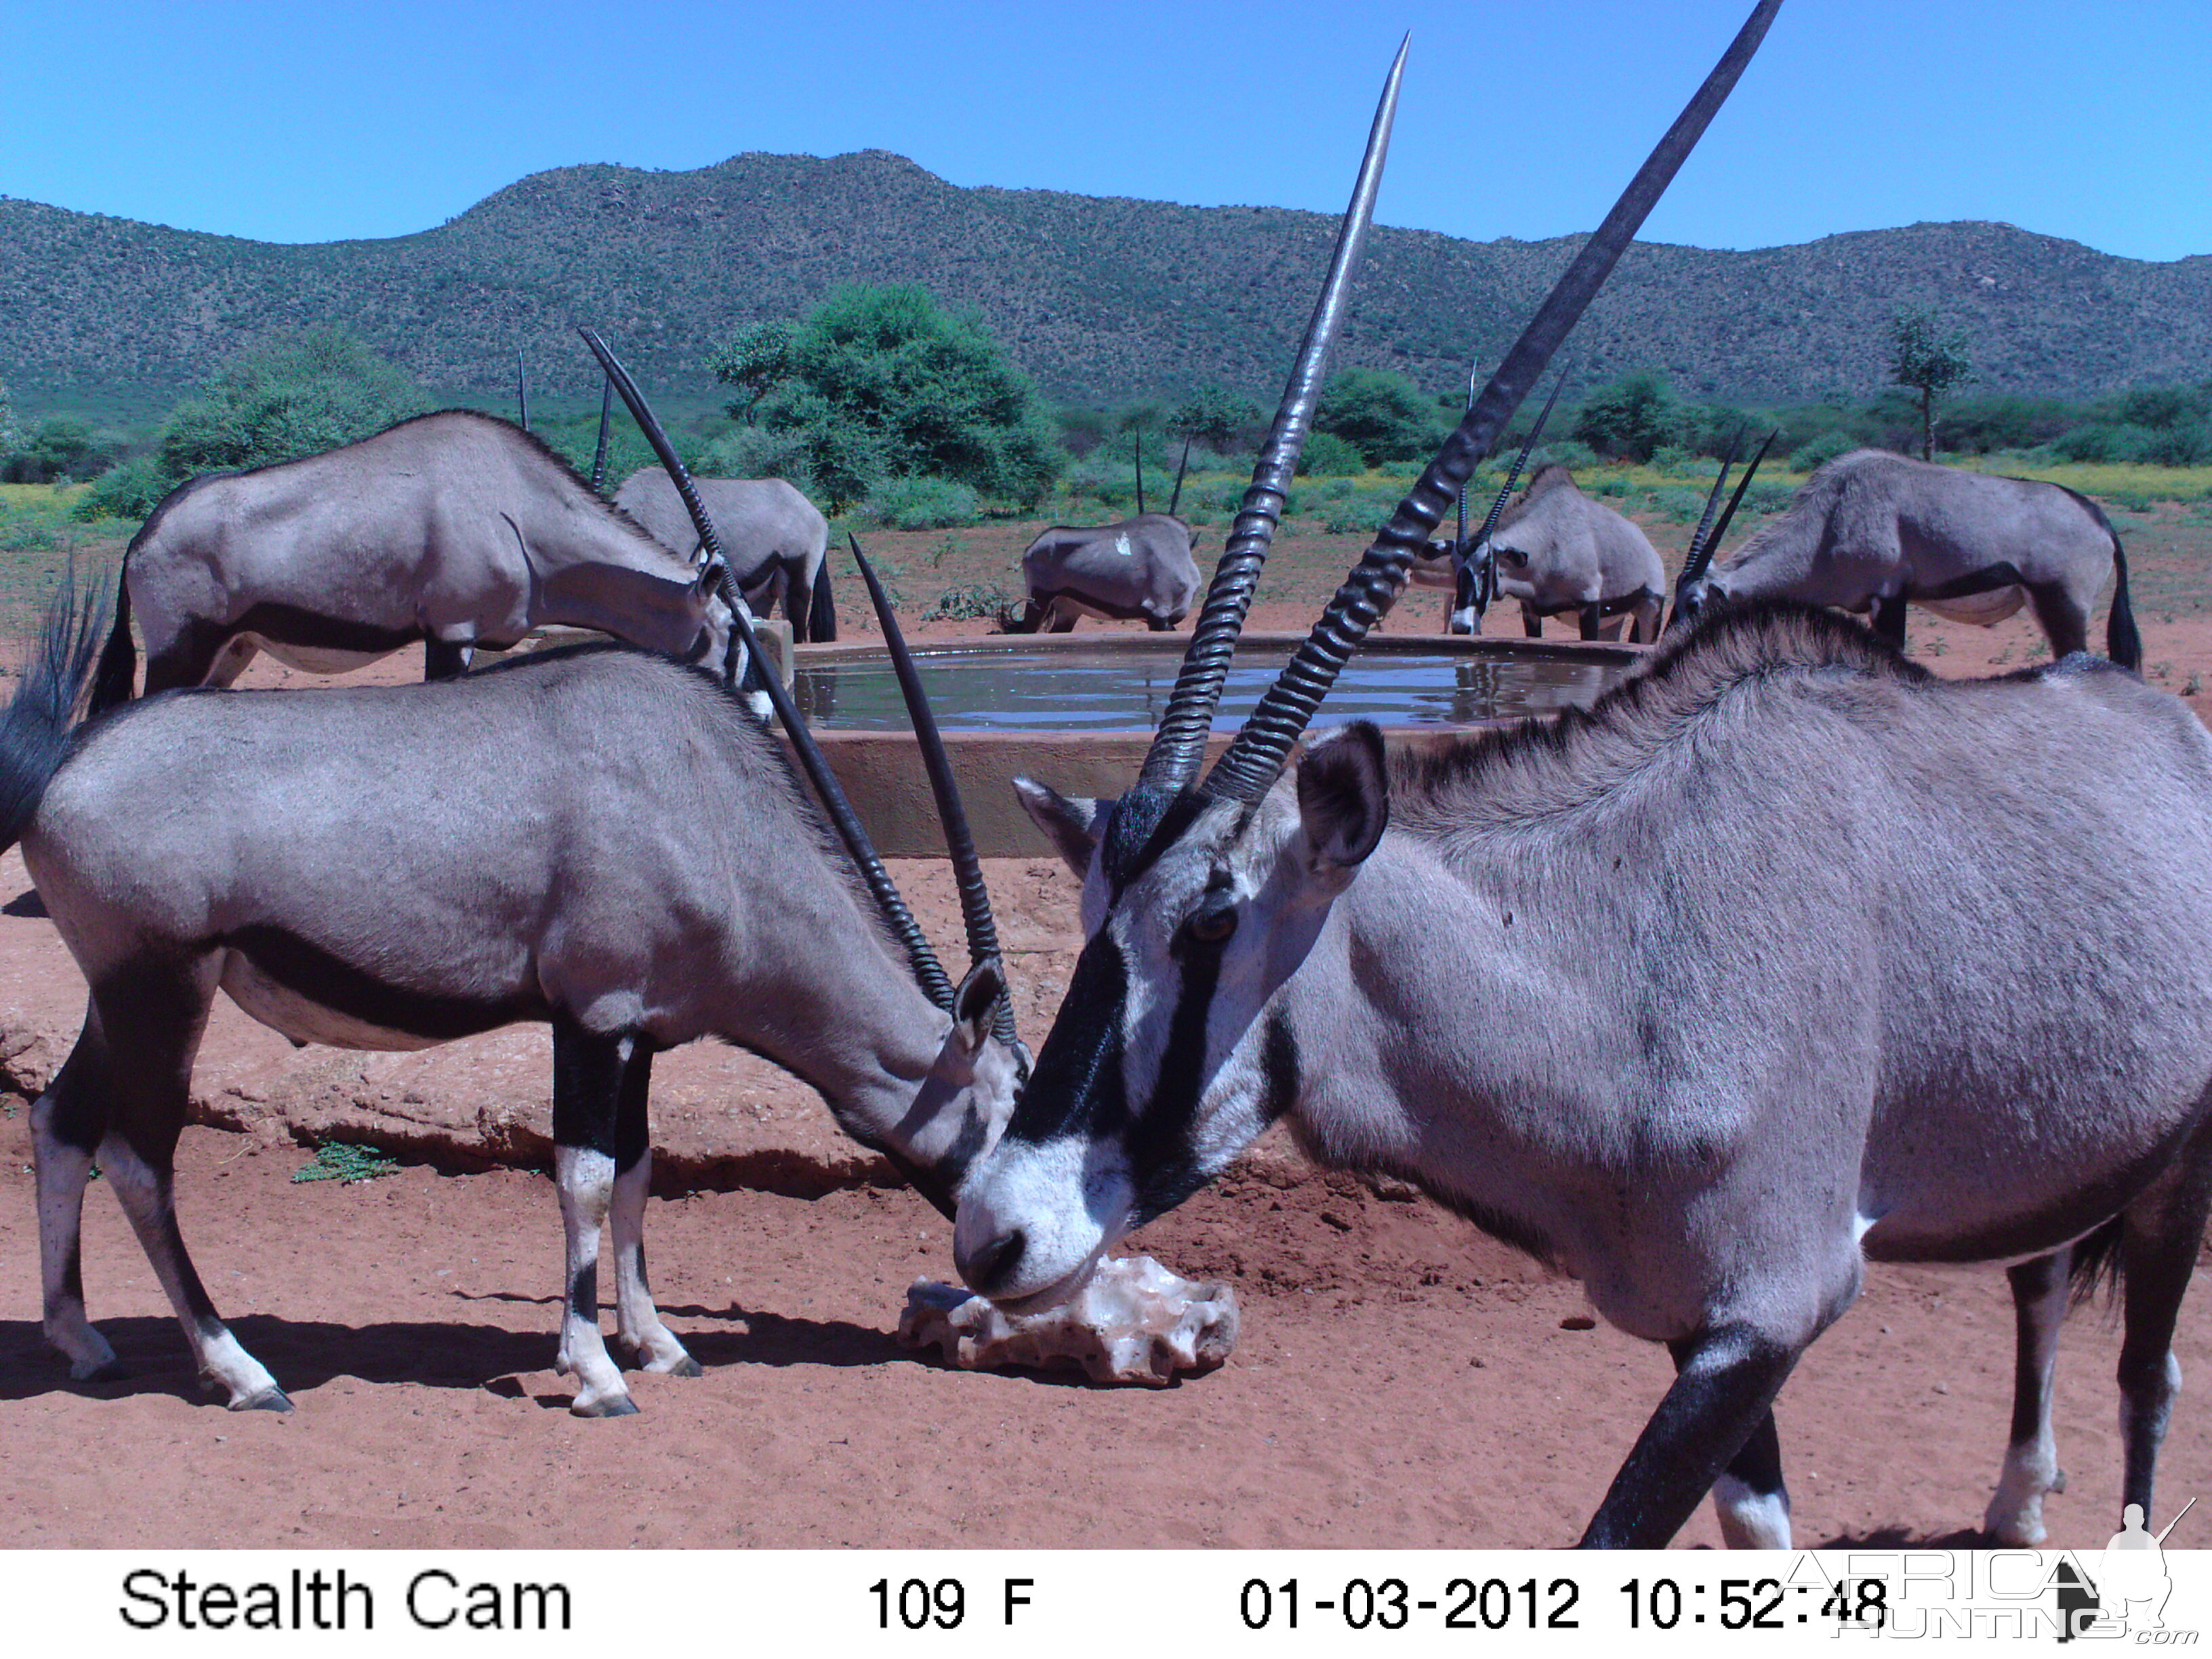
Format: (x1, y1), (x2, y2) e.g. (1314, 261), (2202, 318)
(1132, 34), (1408, 804)
(1134, 426), (1146, 516)
(1203, 0), (1783, 803)
(1168, 435), (1191, 518)
(590, 376), (613, 494)
(1689, 428), (1776, 574)
(1456, 359), (1477, 549)
(1470, 365), (1568, 608)
(516, 350), (530, 432)
(1670, 424), (1744, 611)
(849, 536), (1019, 1050)
(580, 325), (959, 1011)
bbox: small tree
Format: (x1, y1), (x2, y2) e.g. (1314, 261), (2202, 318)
(1889, 308), (1973, 461)
(77, 328), (429, 521)
(1169, 385), (1265, 453)
(158, 327), (431, 479)
(752, 283), (1065, 511)
(1572, 370), (1683, 462)
(709, 319), (795, 426)
(1315, 367), (1445, 465)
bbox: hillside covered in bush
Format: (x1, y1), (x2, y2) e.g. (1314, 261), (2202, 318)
(5, 150), (2211, 411)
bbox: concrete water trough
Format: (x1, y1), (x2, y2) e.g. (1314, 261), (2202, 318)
(778, 631), (1643, 857)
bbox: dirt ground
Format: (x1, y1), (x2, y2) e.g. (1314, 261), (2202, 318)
(3, 511), (2211, 1552)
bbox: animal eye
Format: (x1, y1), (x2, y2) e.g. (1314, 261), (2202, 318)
(1185, 901), (1238, 945)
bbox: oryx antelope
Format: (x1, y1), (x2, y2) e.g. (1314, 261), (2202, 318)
(91, 410), (737, 712)
(957, 1), (2209, 1550)
(1470, 464), (1666, 641)
(613, 470), (837, 642)
(1010, 514), (1202, 632)
(1008, 436), (1202, 634)
(1673, 447), (2143, 670)
(13, 380), (1028, 1418)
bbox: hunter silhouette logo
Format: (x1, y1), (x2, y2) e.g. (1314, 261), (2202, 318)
(2055, 1497), (2196, 1641)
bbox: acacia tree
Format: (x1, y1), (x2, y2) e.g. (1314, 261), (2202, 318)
(1890, 308), (1973, 461)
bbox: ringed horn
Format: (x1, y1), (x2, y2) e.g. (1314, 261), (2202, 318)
(1201, 0), (1784, 804)
(1465, 364), (1569, 614)
(579, 323), (996, 1019)
(1126, 33), (1409, 823)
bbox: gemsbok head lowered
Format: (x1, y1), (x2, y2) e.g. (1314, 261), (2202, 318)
(958, 3), (1782, 1312)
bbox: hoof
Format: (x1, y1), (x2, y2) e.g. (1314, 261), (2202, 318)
(233, 1387), (294, 1414)
(571, 1392), (641, 1418)
(2052, 1469), (2068, 1495)
(654, 1355), (704, 1378)
(70, 1357), (127, 1385)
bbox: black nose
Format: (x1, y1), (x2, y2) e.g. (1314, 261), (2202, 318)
(958, 1229), (1026, 1295)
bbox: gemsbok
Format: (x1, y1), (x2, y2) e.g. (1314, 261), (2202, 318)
(1673, 447), (2143, 670)
(1008, 436), (1202, 633)
(613, 470), (838, 642)
(1471, 464), (1666, 641)
(9, 378), (1027, 1418)
(956, 0), (2209, 1551)
(91, 409), (738, 711)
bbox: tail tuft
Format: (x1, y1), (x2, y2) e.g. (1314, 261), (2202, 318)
(0, 566), (112, 857)
(2106, 539), (2142, 673)
(89, 571), (135, 715)
(2067, 1214), (2127, 1311)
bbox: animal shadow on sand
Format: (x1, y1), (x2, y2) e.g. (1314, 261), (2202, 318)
(1813, 1524), (1991, 1549)
(3, 887), (47, 918)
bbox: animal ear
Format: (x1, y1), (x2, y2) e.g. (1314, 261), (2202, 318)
(1015, 777), (1111, 876)
(696, 556), (727, 596)
(1296, 722), (1389, 873)
(951, 958), (1005, 1052)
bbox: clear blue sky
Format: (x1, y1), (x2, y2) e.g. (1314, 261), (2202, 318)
(4, 0), (2207, 261)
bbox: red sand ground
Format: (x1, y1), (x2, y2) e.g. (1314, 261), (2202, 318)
(3, 518), (2210, 1551)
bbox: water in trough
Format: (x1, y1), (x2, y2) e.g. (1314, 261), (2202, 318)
(795, 643), (1633, 733)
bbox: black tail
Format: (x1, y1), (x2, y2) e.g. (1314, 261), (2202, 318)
(2107, 537), (2142, 672)
(90, 572), (135, 715)
(0, 569), (111, 857)
(808, 555), (838, 643)
(2068, 1214), (2127, 1311)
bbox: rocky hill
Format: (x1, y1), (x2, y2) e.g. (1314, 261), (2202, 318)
(5, 149), (2209, 407)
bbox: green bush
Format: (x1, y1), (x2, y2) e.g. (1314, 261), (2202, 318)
(867, 474), (981, 530)
(1170, 385), (1265, 453)
(1572, 371), (1683, 462)
(1786, 430), (1859, 474)
(1315, 368), (1446, 465)
(158, 327), (431, 479)
(1528, 438), (1599, 472)
(737, 283), (1065, 512)
(697, 424), (819, 491)
(2, 417), (115, 484)
(75, 455), (174, 521)
(72, 329), (430, 523)
(1296, 430), (1366, 476)
(922, 581), (1017, 623)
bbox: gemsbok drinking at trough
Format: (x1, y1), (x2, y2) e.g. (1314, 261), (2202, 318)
(613, 469), (838, 642)
(1007, 439), (1202, 633)
(1671, 446), (2144, 669)
(89, 408), (740, 712)
(958, 0), (2211, 1551)
(4, 356), (1031, 1418)
(1470, 463), (1666, 641)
